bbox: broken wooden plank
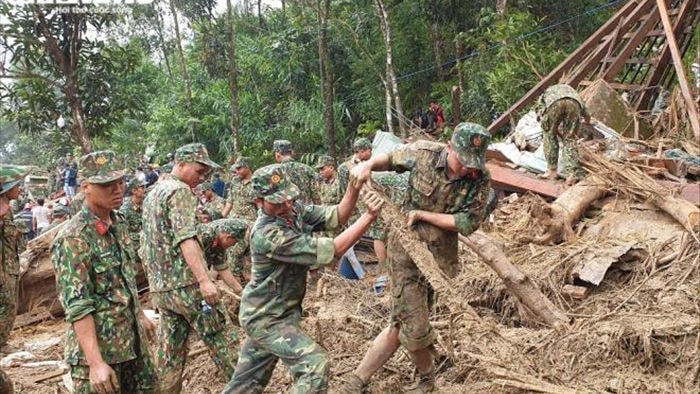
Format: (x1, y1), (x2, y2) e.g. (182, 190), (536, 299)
(486, 162), (566, 199)
(562, 285), (590, 299)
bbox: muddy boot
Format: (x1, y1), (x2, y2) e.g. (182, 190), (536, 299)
(403, 370), (435, 393)
(337, 373), (368, 394)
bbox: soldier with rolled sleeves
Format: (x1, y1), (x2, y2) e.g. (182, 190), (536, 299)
(223, 164), (383, 394)
(140, 143), (237, 393)
(51, 151), (157, 394)
(222, 157), (257, 221)
(0, 165), (32, 350)
(273, 139), (321, 204)
(340, 122), (494, 393)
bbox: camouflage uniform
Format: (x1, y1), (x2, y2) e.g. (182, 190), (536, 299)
(316, 155), (341, 206)
(223, 165), (339, 394)
(0, 165), (31, 347)
(274, 140), (321, 205)
(51, 152), (156, 393)
(535, 84), (590, 177)
(140, 143), (236, 391)
(119, 198), (143, 243)
(41, 204), (70, 234)
(366, 172), (409, 242)
(226, 177), (258, 221)
(225, 224), (252, 285)
(385, 124), (492, 352)
(69, 191), (85, 216)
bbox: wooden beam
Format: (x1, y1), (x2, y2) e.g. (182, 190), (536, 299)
(577, 80), (642, 90)
(487, 0), (644, 133)
(656, 0), (700, 139)
(602, 6), (660, 79)
(565, 0), (656, 87)
(635, 0), (697, 109)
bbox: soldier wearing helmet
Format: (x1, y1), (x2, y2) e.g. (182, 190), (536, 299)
(340, 122), (494, 393)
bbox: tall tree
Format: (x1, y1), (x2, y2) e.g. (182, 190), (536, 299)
(226, 0), (241, 154)
(374, 0), (406, 136)
(317, 0), (335, 156)
(169, 0), (193, 112)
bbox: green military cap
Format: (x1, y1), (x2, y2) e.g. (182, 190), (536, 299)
(352, 137), (372, 152)
(0, 165), (32, 195)
(52, 204), (70, 217)
(252, 164), (300, 204)
(174, 143), (221, 169)
(207, 218), (248, 239)
(126, 178), (146, 194)
(232, 156), (251, 170)
(316, 155), (336, 169)
(78, 150), (125, 184)
(451, 122), (490, 171)
(197, 181), (213, 192)
(272, 139), (293, 154)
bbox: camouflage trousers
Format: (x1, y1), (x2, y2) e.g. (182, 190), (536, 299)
(222, 318), (329, 394)
(387, 224), (458, 351)
(71, 356), (157, 393)
(226, 245), (250, 285)
(0, 367), (12, 393)
(151, 284), (238, 392)
(541, 98), (583, 177)
(0, 274), (19, 346)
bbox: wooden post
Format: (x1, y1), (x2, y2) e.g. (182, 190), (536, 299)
(451, 85), (461, 126)
(656, 0), (700, 140)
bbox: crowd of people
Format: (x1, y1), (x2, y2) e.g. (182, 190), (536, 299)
(0, 86), (593, 393)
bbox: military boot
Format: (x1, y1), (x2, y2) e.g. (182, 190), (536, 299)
(403, 369), (435, 393)
(337, 373), (368, 394)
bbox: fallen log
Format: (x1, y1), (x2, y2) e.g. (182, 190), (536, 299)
(459, 232), (570, 329)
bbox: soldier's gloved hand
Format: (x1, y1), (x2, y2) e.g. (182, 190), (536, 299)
(199, 279), (221, 305)
(349, 162), (371, 188)
(362, 190), (384, 218)
(89, 361), (119, 394)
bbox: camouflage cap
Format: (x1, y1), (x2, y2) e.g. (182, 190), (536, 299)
(197, 181), (213, 192)
(126, 178), (146, 194)
(0, 164), (31, 195)
(352, 137), (372, 152)
(78, 150), (125, 184)
(52, 204), (70, 217)
(272, 140), (293, 154)
(175, 143), (221, 169)
(451, 122), (490, 171)
(316, 155), (336, 169)
(232, 156), (251, 170)
(252, 164), (300, 204)
(207, 218), (248, 239)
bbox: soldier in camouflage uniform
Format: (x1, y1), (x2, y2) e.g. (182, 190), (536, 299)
(0, 165), (32, 349)
(41, 203), (70, 233)
(223, 164), (383, 394)
(198, 181), (226, 221)
(273, 140), (321, 205)
(199, 218), (248, 295)
(51, 151), (157, 394)
(119, 179), (146, 244)
(340, 122), (494, 393)
(337, 137), (373, 193)
(140, 143), (237, 393)
(222, 157), (257, 221)
(69, 191), (85, 216)
(316, 155), (340, 205)
(535, 83), (592, 185)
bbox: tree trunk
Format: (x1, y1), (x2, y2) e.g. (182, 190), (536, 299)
(155, 4), (173, 81)
(451, 85), (461, 126)
(374, 0), (406, 137)
(257, 0), (264, 29)
(36, 11), (92, 153)
(496, 0), (507, 15)
(317, 0), (335, 156)
(455, 33), (465, 98)
(431, 19), (444, 82)
(459, 232), (569, 329)
(226, 0), (241, 154)
(169, 0), (193, 113)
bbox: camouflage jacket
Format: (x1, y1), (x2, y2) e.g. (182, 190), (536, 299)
(388, 140), (491, 237)
(318, 175), (341, 205)
(202, 195), (226, 220)
(0, 208), (21, 278)
(119, 198), (143, 242)
(225, 177), (257, 221)
(51, 206), (142, 365)
(337, 156), (363, 195)
(535, 84), (589, 117)
(69, 192), (85, 216)
(199, 224), (235, 272)
(279, 158), (321, 205)
(239, 203), (338, 329)
(140, 175), (201, 292)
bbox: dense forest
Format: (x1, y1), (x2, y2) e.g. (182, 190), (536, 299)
(0, 0), (635, 168)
